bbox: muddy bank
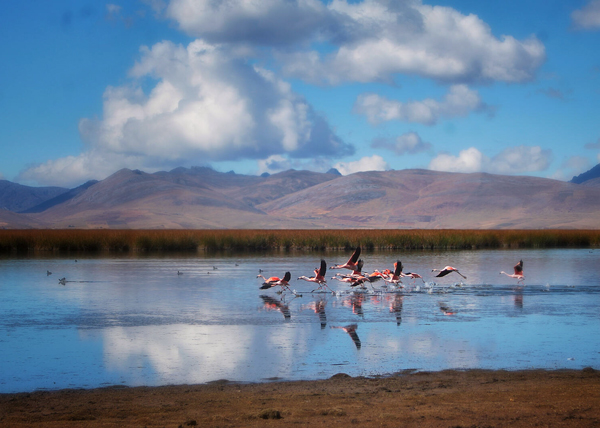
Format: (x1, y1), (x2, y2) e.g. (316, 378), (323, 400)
(1, 369), (599, 427)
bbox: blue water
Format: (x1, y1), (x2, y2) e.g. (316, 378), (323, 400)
(0, 248), (599, 393)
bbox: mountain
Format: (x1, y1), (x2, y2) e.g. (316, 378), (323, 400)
(27, 168), (329, 229)
(0, 180), (68, 212)
(258, 169), (600, 229)
(570, 163), (600, 184)
(3, 167), (600, 229)
(21, 180), (99, 213)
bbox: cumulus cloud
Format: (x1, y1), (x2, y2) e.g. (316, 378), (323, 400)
(156, 0), (545, 85)
(355, 84), (491, 125)
(279, 0), (545, 84)
(371, 132), (432, 155)
(334, 155), (389, 175)
(571, 0), (600, 30)
(428, 145), (552, 175)
(19, 40), (350, 187)
(550, 156), (592, 181)
(163, 0), (334, 46)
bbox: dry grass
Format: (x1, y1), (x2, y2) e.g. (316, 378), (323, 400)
(1, 229), (599, 253)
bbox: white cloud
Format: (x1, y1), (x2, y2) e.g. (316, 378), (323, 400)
(550, 156), (592, 181)
(279, 0), (545, 84)
(429, 147), (485, 173)
(334, 155), (389, 175)
(257, 155), (291, 175)
(371, 132), (432, 155)
(571, 0), (600, 30)
(355, 84), (491, 125)
(19, 40), (350, 187)
(164, 0), (332, 45)
(159, 0), (545, 85)
(428, 145), (552, 175)
(489, 145), (552, 175)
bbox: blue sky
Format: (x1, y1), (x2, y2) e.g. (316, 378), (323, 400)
(1, 0), (599, 188)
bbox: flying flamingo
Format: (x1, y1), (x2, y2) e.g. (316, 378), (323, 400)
(330, 246), (361, 271)
(432, 266), (467, 279)
(258, 271), (292, 292)
(298, 259), (330, 291)
(349, 270), (383, 290)
(500, 260), (524, 284)
(383, 260), (404, 286)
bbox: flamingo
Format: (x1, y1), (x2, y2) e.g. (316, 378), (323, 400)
(383, 260), (404, 286)
(258, 271), (292, 292)
(500, 260), (524, 283)
(350, 270), (384, 290)
(298, 259), (330, 291)
(432, 266), (466, 279)
(330, 246), (361, 271)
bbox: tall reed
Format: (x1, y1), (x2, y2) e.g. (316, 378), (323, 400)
(1, 229), (599, 253)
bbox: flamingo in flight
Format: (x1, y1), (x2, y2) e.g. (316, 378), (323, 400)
(500, 260), (524, 284)
(298, 259), (330, 291)
(383, 260), (403, 286)
(258, 271), (292, 292)
(331, 260), (364, 283)
(330, 246), (361, 271)
(432, 266), (467, 279)
(349, 270), (384, 290)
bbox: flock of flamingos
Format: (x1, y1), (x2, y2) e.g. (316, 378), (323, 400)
(257, 246), (525, 295)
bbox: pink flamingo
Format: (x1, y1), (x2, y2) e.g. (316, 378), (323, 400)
(432, 266), (466, 279)
(330, 246), (361, 271)
(298, 259), (330, 291)
(258, 271), (292, 291)
(500, 260), (524, 284)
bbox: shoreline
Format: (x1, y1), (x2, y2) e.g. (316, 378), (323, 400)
(2, 368), (599, 427)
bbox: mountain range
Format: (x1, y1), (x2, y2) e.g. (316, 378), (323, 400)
(2, 164), (600, 229)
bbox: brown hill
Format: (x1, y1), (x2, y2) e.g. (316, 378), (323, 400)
(0, 209), (48, 229)
(8, 167), (600, 229)
(28, 168), (326, 229)
(258, 169), (600, 229)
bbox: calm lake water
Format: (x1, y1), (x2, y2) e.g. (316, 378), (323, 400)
(1, 248), (599, 393)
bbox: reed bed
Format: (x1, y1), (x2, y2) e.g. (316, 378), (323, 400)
(1, 229), (599, 253)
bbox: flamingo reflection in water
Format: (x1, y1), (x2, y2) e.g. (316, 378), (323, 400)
(500, 260), (525, 284)
(388, 294), (404, 326)
(341, 293), (365, 317)
(260, 295), (291, 321)
(438, 301), (456, 316)
(301, 298), (327, 328)
(332, 324), (361, 349)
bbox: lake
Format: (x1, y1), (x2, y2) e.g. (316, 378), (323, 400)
(1, 248), (599, 393)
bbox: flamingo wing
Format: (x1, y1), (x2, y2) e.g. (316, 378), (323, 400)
(393, 260), (403, 277)
(514, 260), (523, 275)
(435, 269), (451, 277)
(282, 271), (291, 282)
(318, 259), (327, 277)
(348, 246), (361, 264)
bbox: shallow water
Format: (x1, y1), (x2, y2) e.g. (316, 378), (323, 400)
(1, 248), (599, 393)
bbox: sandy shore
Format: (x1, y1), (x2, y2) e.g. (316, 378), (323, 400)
(1, 369), (599, 427)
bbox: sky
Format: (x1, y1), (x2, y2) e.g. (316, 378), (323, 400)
(1, 0), (599, 188)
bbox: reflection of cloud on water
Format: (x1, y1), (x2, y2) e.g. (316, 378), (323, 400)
(360, 327), (480, 370)
(102, 324), (316, 385)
